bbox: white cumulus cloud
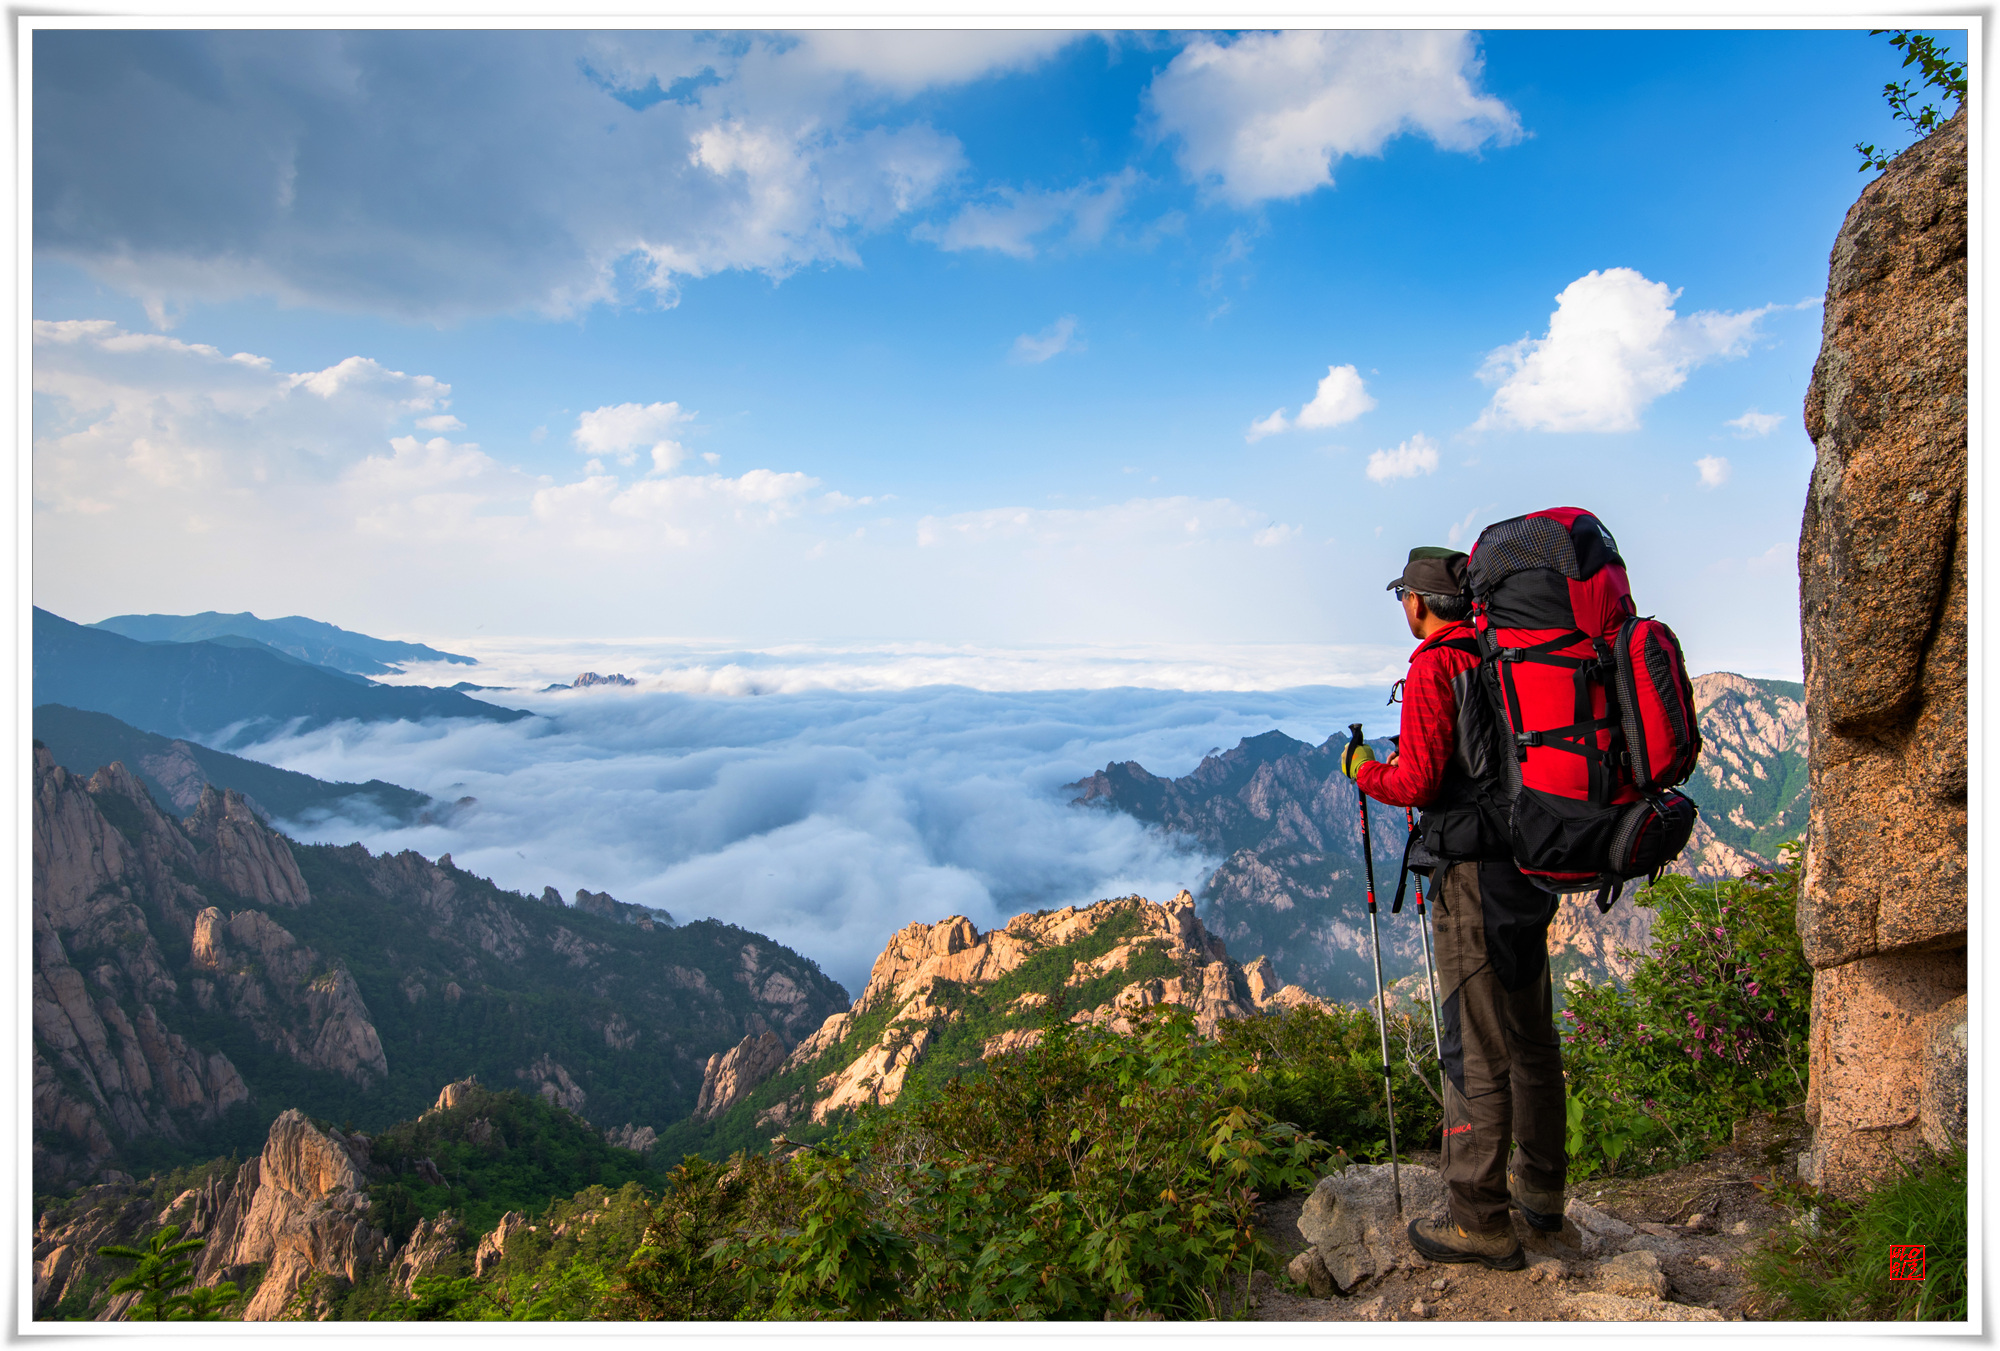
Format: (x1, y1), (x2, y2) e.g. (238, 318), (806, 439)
(574, 401), (694, 473)
(1696, 455), (1732, 489)
(1145, 30), (1521, 205)
(1472, 268), (1774, 433)
(1011, 315), (1081, 364)
(1366, 433), (1440, 483)
(1296, 364), (1378, 429)
(1248, 363), (1375, 440)
(1245, 409), (1290, 443)
(1727, 408), (1784, 437)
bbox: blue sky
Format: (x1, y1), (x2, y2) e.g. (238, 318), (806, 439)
(31, 25), (1967, 681)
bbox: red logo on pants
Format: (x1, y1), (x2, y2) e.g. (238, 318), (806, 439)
(1443, 1123), (1472, 1137)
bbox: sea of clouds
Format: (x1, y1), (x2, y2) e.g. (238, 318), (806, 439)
(243, 639), (1400, 996)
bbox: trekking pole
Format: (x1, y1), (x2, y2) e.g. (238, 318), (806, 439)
(1347, 722), (1402, 1216)
(1405, 804), (1448, 1104)
(1387, 735), (1447, 1093)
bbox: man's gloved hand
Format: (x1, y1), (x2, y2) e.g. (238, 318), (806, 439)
(1341, 743), (1376, 779)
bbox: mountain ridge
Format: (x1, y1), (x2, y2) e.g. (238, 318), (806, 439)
(31, 747), (848, 1191)
(34, 607), (528, 746)
(90, 610), (475, 677)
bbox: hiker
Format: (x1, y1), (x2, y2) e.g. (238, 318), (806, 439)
(1339, 545), (1566, 1272)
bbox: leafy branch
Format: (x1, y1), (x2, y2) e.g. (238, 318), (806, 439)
(1856, 30), (1967, 171)
(97, 1224), (241, 1320)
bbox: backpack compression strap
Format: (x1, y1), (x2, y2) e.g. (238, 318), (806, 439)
(1487, 629), (1628, 806)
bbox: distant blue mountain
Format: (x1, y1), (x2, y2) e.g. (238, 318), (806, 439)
(35, 607), (528, 746)
(90, 610), (476, 676)
(34, 703), (433, 826)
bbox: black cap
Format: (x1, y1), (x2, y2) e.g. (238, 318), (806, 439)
(1386, 546), (1469, 597)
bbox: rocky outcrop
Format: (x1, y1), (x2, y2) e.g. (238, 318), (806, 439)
(185, 785), (310, 908)
(516, 1055), (586, 1113)
(695, 1030), (788, 1121)
(35, 1109), (404, 1322)
(473, 1211), (528, 1277)
(427, 1076), (480, 1116)
(190, 906), (388, 1084)
(1797, 106), (1966, 1196)
(758, 892), (1263, 1128)
(135, 740), (213, 814)
(224, 1111), (391, 1319)
(605, 1123), (658, 1154)
(575, 888), (674, 930)
(392, 1214), (463, 1292)
(30, 751), (256, 1185)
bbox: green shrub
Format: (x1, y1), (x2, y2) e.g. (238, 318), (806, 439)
(364, 1086), (663, 1238)
(1559, 844), (1811, 1178)
(364, 1003), (1437, 1321)
(1218, 1001), (1441, 1159)
(1747, 1149), (1967, 1321)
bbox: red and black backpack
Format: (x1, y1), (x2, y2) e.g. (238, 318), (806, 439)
(1465, 507), (1702, 909)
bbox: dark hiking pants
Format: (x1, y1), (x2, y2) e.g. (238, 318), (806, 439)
(1432, 860), (1567, 1234)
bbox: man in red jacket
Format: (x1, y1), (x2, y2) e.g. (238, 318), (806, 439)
(1340, 546), (1566, 1271)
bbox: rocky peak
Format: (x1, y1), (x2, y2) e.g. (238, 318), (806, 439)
(428, 1076), (481, 1116)
(184, 784), (310, 908)
(737, 892), (1264, 1131)
(574, 888), (674, 931)
(694, 1030), (788, 1121)
(256, 1108), (368, 1201)
(516, 1054), (586, 1113)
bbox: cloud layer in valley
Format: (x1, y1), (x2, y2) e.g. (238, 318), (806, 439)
(246, 682), (1382, 994)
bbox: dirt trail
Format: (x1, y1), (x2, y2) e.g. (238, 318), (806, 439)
(1245, 1113), (1809, 1323)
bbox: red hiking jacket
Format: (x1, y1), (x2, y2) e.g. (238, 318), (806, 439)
(1355, 620), (1481, 810)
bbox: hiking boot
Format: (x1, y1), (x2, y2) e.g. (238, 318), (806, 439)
(1507, 1172), (1565, 1233)
(1406, 1217), (1527, 1271)
(1504, 1175), (1568, 1231)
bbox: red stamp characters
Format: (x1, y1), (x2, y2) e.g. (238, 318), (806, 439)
(1889, 1245), (1926, 1281)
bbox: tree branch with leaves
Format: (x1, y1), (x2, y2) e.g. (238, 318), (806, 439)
(1856, 30), (1967, 172)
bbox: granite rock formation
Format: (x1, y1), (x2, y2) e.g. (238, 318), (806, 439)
(34, 1108), (390, 1321)
(1796, 106), (1966, 1195)
(718, 892), (1285, 1134)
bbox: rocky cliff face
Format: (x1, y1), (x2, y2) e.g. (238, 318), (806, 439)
(34, 1107), (388, 1321)
(1070, 688), (1807, 998)
(1796, 107), (1967, 1195)
(31, 746), (848, 1191)
(33, 752), (273, 1186)
(694, 891), (1308, 1140)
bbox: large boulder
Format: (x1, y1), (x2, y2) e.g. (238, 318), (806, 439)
(1295, 1162), (1445, 1292)
(1797, 104), (1967, 1196)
